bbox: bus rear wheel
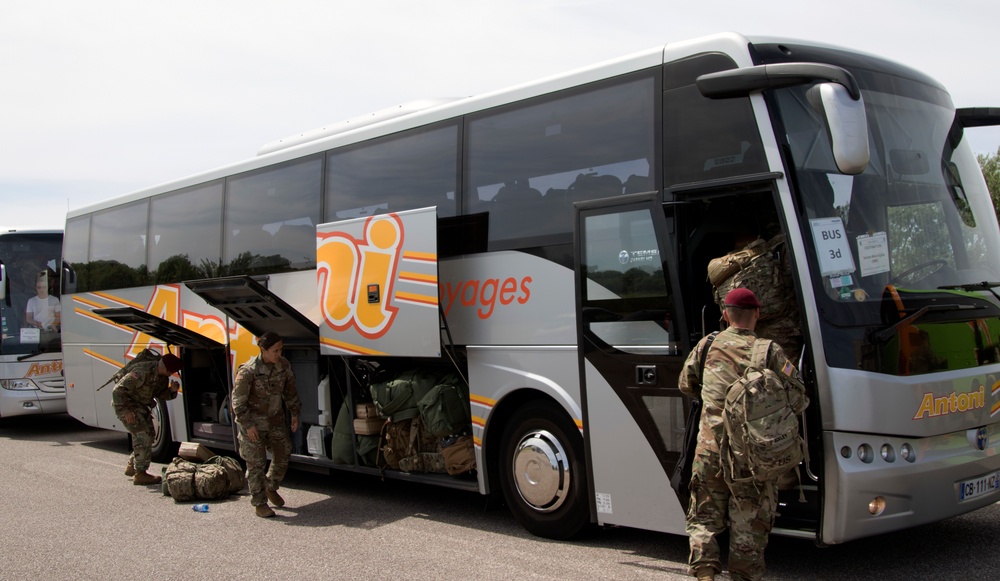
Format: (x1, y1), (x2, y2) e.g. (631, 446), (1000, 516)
(499, 400), (590, 540)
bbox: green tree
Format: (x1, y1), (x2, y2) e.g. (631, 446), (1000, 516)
(977, 146), (1000, 224)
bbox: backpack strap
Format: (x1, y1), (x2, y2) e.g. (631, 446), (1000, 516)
(698, 332), (719, 388)
(749, 338), (772, 371)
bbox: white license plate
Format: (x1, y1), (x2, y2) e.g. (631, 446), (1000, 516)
(959, 471), (1000, 501)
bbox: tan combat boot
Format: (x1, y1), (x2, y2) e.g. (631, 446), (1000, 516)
(694, 567), (715, 581)
(255, 504), (275, 518)
(265, 488), (285, 508)
(133, 471), (162, 485)
(124, 458), (135, 477)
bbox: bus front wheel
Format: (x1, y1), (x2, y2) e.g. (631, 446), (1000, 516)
(499, 400), (590, 540)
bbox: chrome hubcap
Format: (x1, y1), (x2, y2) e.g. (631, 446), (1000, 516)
(512, 429), (570, 513)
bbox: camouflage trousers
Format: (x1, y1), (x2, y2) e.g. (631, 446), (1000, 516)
(686, 446), (777, 581)
(238, 426), (292, 507)
(115, 405), (154, 473)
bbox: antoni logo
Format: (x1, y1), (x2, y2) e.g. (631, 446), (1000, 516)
(317, 214), (402, 339)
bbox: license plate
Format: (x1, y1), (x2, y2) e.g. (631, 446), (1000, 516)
(959, 471), (1000, 501)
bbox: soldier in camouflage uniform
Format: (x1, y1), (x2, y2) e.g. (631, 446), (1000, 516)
(678, 288), (806, 581)
(113, 352), (183, 485)
(232, 331), (301, 518)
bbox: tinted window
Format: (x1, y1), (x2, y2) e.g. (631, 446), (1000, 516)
(467, 73), (657, 247)
(224, 156), (322, 276)
(0, 232), (63, 354)
(662, 54), (767, 186)
(582, 208), (676, 354)
(63, 216), (90, 293)
(149, 181), (223, 283)
(90, 201), (150, 291)
(326, 124), (459, 221)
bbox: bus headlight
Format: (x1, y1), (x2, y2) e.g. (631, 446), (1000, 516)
(900, 443), (916, 463)
(857, 443), (874, 463)
(868, 496), (886, 516)
(0, 379), (39, 391)
(880, 444), (895, 462)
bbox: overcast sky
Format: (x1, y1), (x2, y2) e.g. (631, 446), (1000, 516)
(2, 0), (999, 230)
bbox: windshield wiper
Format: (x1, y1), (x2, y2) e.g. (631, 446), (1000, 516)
(938, 281), (1000, 303)
(16, 345), (58, 362)
(872, 303), (985, 343)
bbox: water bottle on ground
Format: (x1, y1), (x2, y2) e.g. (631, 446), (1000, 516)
(193, 503), (209, 512)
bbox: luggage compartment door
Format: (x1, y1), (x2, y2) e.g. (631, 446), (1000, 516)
(316, 206), (441, 358)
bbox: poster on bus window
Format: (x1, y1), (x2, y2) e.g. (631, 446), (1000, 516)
(316, 206), (441, 358)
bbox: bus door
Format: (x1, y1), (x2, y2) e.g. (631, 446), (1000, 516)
(93, 306), (230, 456)
(574, 191), (691, 535)
(185, 276), (321, 458)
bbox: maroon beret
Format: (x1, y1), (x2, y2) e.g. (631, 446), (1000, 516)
(724, 287), (760, 309)
(161, 353), (182, 374)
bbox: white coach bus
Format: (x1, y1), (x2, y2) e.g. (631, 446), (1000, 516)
(0, 229), (66, 418)
(62, 33), (1000, 544)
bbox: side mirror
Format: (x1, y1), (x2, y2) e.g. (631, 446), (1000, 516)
(807, 83), (870, 175)
(62, 262), (77, 296)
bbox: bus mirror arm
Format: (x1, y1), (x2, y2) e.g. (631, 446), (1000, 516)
(956, 107), (1000, 128)
(0, 261), (6, 301)
(697, 63), (869, 175)
(695, 63), (861, 101)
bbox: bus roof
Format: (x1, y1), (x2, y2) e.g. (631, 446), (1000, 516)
(64, 31), (778, 219)
(0, 229), (63, 237)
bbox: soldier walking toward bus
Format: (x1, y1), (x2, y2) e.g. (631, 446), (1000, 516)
(678, 288), (807, 581)
(233, 331), (301, 518)
(113, 352), (183, 485)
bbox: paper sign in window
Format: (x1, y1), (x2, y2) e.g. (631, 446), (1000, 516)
(857, 232), (890, 277)
(809, 217), (855, 277)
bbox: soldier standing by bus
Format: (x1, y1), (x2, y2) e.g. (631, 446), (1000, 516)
(678, 288), (805, 581)
(232, 331), (301, 518)
(114, 352), (183, 485)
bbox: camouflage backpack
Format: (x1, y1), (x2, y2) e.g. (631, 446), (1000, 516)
(203, 455), (245, 494)
(709, 234), (804, 362)
(720, 339), (808, 486)
(97, 347), (163, 391)
(709, 234), (792, 323)
(162, 456), (241, 501)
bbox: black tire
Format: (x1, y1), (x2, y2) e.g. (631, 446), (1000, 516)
(149, 398), (174, 463)
(499, 400), (590, 540)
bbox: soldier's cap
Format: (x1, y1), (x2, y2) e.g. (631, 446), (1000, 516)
(161, 353), (182, 374)
(724, 287), (760, 309)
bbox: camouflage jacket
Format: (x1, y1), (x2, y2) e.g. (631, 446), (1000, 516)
(111, 360), (177, 410)
(679, 326), (804, 453)
(232, 355), (301, 431)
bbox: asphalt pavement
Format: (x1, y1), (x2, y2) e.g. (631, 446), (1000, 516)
(0, 413), (997, 580)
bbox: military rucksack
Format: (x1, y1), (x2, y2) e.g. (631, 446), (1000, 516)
(203, 455), (245, 494)
(370, 369), (441, 422)
(97, 347), (164, 391)
(708, 234), (804, 363)
(720, 339), (808, 487)
(709, 234), (791, 323)
(416, 373), (471, 439)
(162, 455), (243, 501)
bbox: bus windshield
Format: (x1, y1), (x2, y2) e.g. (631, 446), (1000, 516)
(0, 232), (63, 356)
(776, 73), (1000, 329)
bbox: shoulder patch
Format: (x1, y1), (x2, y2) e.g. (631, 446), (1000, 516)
(781, 360), (795, 377)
